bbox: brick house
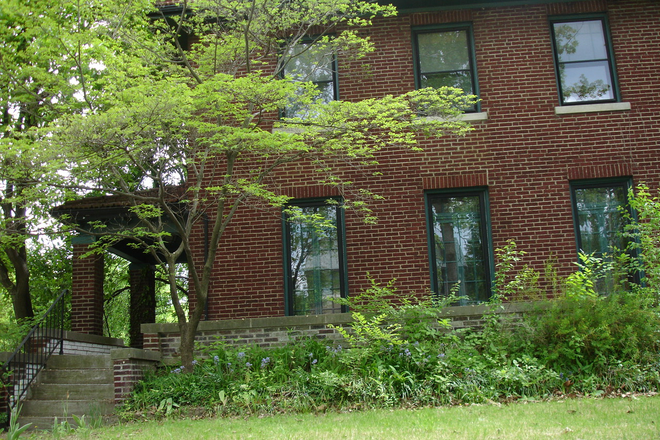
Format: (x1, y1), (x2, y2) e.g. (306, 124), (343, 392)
(56, 0), (660, 349)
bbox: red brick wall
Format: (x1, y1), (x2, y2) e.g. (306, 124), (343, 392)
(194, 0), (660, 320)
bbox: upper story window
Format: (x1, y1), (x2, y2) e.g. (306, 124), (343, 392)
(282, 42), (338, 118)
(412, 24), (478, 112)
(283, 199), (347, 316)
(550, 17), (618, 105)
(425, 188), (492, 304)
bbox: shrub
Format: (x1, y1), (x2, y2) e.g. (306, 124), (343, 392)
(502, 292), (660, 378)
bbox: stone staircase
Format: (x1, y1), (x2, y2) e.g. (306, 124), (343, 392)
(17, 355), (116, 430)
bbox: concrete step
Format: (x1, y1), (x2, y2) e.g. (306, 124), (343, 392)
(45, 354), (112, 369)
(37, 368), (113, 385)
(15, 354), (116, 430)
(19, 399), (115, 417)
(28, 383), (113, 400)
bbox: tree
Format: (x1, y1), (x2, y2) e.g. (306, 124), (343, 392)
(50, 0), (476, 369)
(0, 0), (135, 320)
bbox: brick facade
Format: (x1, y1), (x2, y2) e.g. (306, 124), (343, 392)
(193, 0), (660, 320)
(56, 0), (660, 328)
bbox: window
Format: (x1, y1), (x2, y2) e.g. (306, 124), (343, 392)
(413, 25), (478, 111)
(570, 178), (633, 292)
(551, 17), (618, 105)
(282, 41), (338, 118)
(283, 200), (347, 315)
(426, 189), (492, 304)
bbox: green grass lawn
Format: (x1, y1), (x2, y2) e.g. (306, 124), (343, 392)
(26, 394), (660, 440)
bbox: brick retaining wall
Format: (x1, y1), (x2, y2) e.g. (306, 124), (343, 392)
(142, 302), (529, 364)
(111, 348), (161, 404)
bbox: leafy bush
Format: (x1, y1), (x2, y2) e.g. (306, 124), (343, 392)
(625, 183), (660, 295)
(503, 292), (660, 376)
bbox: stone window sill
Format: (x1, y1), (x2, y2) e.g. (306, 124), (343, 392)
(555, 102), (631, 115)
(424, 111), (488, 123)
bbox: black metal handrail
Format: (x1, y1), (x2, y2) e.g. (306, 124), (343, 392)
(1, 289), (69, 419)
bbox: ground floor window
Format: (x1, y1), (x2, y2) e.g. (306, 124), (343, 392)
(570, 178), (633, 293)
(283, 199), (347, 315)
(426, 188), (492, 304)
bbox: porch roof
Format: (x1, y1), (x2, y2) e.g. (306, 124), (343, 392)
(52, 187), (188, 265)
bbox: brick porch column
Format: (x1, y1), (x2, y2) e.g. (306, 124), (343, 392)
(71, 235), (104, 335)
(129, 263), (156, 349)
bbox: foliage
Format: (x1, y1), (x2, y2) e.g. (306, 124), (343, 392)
(2, 405), (31, 440)
(625, 183), (660, 295)
(501, 292), (660, 379)
(564, 252), (614, 299)
(27, 239), (72, 310)
(0, 315), (34, 352)
(493, 239), (541, 302)
(0, 0), (106, 320)
(0, 239), (72, 351)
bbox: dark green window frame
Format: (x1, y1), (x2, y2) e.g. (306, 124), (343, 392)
(412, 23), (479, 112)
(282, 198), (348, 316)
(425, 188), (493, 304)
(550, 15), (620, 105)
(281, 40), (339, 119)
(570, 177), (636, 293)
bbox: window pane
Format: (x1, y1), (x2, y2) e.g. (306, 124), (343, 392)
(421, 71), (473, 94)
(574, 185), (627, 257)
(415, 27), (476, 111)
(554, 21), (608, 63)
(285, 44), (334, 83)
(560, 61), (613, 103)
(287, 204), (343, 315)
(418, 31), (470, 73)
(429, 193), (489, 304)
(283, 42), (336, 118)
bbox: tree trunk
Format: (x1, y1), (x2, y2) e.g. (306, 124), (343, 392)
(0, 244), (33, 321)
(12, 244), (32, 320)
(178, 321), (196, 370)
(12, 276), (33, 321)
